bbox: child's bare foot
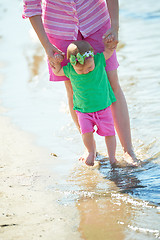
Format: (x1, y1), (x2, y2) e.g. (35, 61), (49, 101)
(79, 140), (96, 162)
(79, 150), (96, 166)
(85, 152), (96, 166)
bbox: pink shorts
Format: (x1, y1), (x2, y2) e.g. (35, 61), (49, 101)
(48, 20), (119, 82)
(76, 107), (115, 136)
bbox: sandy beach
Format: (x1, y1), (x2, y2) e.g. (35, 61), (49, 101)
(0, 92), (81, 240)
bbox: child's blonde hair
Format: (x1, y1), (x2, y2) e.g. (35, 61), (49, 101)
(67, 40), (94, 64)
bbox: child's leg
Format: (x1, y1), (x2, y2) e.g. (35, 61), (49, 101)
(82, 132), (96, 166)
(79, 138), (96, 162)
(105, 135), (116, 166)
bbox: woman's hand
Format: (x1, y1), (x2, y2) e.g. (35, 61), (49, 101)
(29, 15), (65, 68)
(45, 42), (65, 69)
(103, 27), (119, 50)
(52, 53), (65, 69)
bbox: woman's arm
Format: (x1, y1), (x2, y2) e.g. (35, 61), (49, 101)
(29, 15), (64, 68)
(103, 0), (119, 49)
(106, 0), (119, 33)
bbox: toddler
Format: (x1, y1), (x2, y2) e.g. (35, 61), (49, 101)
(52, 40), (117, 166)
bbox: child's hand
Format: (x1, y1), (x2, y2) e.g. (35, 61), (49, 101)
(104, 41), (117, 51)
(52, 53), (65, 69)
(53, 53), (64, 63)
(103, 27), (119, 50)
(45, 42), (65, 68)
(103, 34), (117, 50)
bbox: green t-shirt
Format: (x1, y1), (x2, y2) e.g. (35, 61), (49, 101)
(63, 52), (116, 113)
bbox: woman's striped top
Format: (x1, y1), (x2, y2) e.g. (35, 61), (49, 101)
(22, 0), (110, 40)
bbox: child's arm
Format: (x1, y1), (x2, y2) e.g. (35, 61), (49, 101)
(103, 47), (114, 61)
(103, 35), (115, 60)
(51, 54), (65, 76)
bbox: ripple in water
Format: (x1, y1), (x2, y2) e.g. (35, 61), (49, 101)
(99, 155), (160, 206)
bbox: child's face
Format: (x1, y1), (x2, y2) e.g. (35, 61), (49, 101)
(73, 57), (95, 75)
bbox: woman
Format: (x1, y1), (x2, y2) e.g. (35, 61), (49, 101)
(23, 0), (139, 166)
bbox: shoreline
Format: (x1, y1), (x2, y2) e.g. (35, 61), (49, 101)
(0, 101), (81, 239)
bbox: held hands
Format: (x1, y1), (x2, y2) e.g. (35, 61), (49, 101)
(103, 27), (119, 50)
(45, 42), (65, 69)
(52, 53), (64, 67)
(49, 52), (65, 77)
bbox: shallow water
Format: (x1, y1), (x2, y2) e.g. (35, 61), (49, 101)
(1, 0), (160, 239)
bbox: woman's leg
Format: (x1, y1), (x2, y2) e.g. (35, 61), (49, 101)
(107, 69), (138, 164)
(86, 23), (139, 165)
(64, 80), (80, 132)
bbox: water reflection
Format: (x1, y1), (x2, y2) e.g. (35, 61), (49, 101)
(69, 162), (160, 240)
(77, 197), (126, 240)
(70, 165), (129, 240)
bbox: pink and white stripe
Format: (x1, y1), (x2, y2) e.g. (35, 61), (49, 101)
(22, 0), (110, 40)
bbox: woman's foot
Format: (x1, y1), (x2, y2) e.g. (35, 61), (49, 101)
(123, 151), (141, 167)
(110, 158), (118, 167)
